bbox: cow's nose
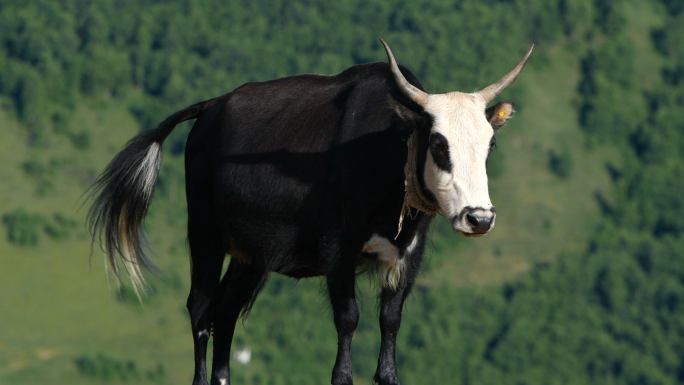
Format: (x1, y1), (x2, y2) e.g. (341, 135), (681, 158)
(461, 208), (495, 234)
(451, 207), (496, 236)
(466, 213), (493, 233)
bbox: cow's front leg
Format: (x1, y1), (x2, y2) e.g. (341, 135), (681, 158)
(373, 255), (422, 385)
(327, 263), (359, 385)
(372, 283), (409, 385)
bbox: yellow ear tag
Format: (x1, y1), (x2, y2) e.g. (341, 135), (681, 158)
(497, 110), (505, 118)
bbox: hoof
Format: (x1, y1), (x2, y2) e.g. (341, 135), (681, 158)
(331, 374), (354, 385)
(373, 374), (400, 385)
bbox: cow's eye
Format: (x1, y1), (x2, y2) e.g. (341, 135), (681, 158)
(431, 140), (445, 153)
(429, 133), (452, 172)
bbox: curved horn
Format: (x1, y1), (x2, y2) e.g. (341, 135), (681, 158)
(478, 44), (535, 104)
(380, 39), (429, 107)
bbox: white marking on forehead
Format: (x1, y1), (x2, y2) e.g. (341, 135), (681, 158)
(426, 92), (493, 148)
(219, 378), (227, 385)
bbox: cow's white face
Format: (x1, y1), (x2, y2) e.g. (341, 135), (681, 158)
(380, 39), (532, 237)
(423, 92), (496, 236)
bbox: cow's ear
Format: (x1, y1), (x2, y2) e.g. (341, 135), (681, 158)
(485, 101), (515, 131)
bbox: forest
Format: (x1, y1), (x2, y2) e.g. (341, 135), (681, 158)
(1, 0), (684, 384)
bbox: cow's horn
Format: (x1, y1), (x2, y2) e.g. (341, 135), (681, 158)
(380, 39), (429, 107)
(478, 45), (534, 104)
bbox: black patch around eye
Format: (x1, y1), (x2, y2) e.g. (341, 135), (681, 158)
(429, 132), (453, 172)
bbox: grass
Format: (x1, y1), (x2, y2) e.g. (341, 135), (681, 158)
(0, 100), (196, 384)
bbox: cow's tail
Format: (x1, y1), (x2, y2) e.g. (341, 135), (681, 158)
(86, 97), (221, 298)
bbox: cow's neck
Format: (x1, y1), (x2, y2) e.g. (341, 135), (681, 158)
(396, 130), (439, 238)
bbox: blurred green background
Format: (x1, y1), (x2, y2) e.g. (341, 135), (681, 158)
(2, 0), (684, 383)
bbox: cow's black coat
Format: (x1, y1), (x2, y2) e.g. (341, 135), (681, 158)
(91, 61), (439, 385)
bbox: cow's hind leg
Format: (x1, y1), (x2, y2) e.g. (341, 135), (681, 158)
(210, 259), (267, 385)
(327, 259), (359, 385)
(187, 217), (225, 385)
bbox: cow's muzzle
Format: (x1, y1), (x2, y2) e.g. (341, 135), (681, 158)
(452, 207), (496, 237)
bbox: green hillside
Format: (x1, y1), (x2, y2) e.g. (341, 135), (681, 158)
(2, 0), (684, 384)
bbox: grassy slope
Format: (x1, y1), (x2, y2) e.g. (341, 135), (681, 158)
(0, 2), (665, 383)
(0, 101), (194, 384)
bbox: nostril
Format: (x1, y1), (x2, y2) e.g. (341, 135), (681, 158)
(466, 214), (480, 228)
(483, 216), (494, 228)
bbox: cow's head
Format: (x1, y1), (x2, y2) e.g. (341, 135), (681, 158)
(382, 40), (533, 237)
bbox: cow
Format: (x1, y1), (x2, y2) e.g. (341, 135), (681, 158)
(87, 40), (533, 385)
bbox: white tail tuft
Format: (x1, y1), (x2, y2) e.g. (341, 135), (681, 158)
(88, 139), (162, 301)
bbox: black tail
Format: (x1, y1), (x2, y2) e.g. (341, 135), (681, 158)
(87, 97), (221, 296)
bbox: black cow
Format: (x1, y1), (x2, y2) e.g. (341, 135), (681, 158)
(88, 40), (533, 385)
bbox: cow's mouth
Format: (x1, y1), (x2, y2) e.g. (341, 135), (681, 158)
(459, 231), (488, 238)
